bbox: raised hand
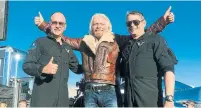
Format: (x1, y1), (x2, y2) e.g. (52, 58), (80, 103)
(34, 11), (44, 26)
(163, 6), (175, 23)
(42, 57), (58, 74)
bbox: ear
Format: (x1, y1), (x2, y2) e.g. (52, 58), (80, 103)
(142, 20), (146, 28)
(64, 24), (67, 30)
(106, 27), (110, 32)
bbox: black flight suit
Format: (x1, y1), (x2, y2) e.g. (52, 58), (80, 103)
(121, 32), (177, 107)
(23, 35), (81, 107)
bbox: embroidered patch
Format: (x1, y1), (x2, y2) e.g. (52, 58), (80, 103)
(137, 41), (145, 46)
(65, 48), (70, 53)
(29, 42), (37, 51)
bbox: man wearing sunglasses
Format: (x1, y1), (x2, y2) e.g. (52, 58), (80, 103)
(23, 12), (81, 107)
(34, 6), (174, 107)
(121, 11), (177, 107)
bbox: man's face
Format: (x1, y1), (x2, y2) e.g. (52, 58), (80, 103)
(126, 14), (146, 36)
(91, 16), (109, 39)
(18, 102), (27, 108)
(0, 103), (7, 108)
(186, 103), (195, 108)
(50, 13), (66, 37)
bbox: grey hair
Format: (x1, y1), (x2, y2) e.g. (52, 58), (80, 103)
(89, 13), (112, 35)
(126, 11), (145, 20)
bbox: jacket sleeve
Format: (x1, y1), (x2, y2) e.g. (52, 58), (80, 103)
(153, 35), (177, 75)
(146, 17), (168, 34)
(69, 50), (83, 74)
(38, 21), (82, 50)
(38, 21), (50, 33)
(62, 36), (82, 51)
(115, 34), (130, 49)
(23, 40), (46, 79)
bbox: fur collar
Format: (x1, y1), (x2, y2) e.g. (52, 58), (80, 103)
(82, 32), (115, 54)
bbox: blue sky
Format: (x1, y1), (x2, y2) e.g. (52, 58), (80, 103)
(1, 1), (200, 87)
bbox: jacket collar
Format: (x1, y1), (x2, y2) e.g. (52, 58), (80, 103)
(47, 34), (65, 43)
(130, 31), (152, 41)
(82, 32), (115, 54)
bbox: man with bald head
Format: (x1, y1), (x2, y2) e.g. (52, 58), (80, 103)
(38, 13), (121, 107)
(34, 6), (175, 107)
(23, 12), (81, 107)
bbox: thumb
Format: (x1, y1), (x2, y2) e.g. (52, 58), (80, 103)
(49, 57), (54, 64)
(165, 6), (172, 14)
(38, 11), (44, 20)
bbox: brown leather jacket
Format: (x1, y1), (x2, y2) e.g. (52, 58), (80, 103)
(60, 33), (119, 85)
(38, 17), (168, 85)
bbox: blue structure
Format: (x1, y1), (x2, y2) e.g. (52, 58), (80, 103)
(162, 80), (201, 107)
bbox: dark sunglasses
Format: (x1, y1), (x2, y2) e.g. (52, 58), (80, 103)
(126, 19), (144, 27)
(51, 21), (66, 26)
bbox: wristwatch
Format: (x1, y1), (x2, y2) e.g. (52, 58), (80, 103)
(165, 95), (174, 102)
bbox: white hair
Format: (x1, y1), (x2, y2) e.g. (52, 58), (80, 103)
(89, 13), (112, 35)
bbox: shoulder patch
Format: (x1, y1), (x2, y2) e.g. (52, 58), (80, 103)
(29, 42), (37, 51)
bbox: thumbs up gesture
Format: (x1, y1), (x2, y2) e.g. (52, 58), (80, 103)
(34, 11), (44, 26)
(42, 57), (58, 74)
(163, 6), (175, 23)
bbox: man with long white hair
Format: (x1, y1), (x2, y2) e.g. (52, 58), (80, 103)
(34, 7), (174, 107)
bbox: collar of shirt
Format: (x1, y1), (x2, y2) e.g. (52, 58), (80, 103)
(130, 31), (151, 42)
(47, 34), (65, 43)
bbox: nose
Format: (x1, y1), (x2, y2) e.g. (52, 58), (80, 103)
(129, 22), (138, 29)
(56, 23), (61, 28)
(96, 23), (102, 28)
(96, 26), (101, 30)
(130, 22), (135, 27)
